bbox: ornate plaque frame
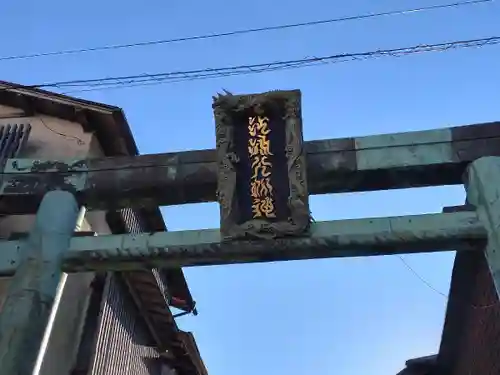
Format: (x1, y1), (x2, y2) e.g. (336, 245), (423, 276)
(213, 89), (310, 240)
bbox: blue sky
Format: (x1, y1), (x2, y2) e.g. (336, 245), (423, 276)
(1, 0), (499, 373)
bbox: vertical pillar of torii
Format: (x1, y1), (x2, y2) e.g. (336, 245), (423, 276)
(465, 156), (500, 299)
(32, 206), (88, 375)
(0, 190), (79, 375)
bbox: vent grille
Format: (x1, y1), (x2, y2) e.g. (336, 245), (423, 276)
(0, 123), (31, 221)
(0, 123), (31, 162)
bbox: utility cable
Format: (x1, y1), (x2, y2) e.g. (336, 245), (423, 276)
(19, 35), (497, 94)
(396, 255), (498, 309)
(0, 0), (492, 62)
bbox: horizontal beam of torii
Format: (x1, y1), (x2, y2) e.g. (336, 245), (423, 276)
(0, 211), (486, 275)
(0, 121), (499, 214)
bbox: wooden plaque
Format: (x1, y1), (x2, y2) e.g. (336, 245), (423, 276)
(213, 89), (310, 240)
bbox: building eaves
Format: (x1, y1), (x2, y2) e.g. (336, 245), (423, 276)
(405, 355), (438, 367)
(0, 80), (138, 156)
(0, 81), (203, 373)
(396, 354), (438, 375)
(0, 80), (194, 311)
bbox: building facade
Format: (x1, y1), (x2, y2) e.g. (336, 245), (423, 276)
(0, 81), (207, 375)
(397, 241), (500, 374)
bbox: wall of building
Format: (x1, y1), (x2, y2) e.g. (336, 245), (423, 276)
(0, 104), (109, 375)
(0, 104), (24, 118)
(439, 250), (500, 375)
(0, 106), (99, 239)
(0, 103), (175, 375)
(89, 275), (165, 375)
(0, 105), (115, 237)
(85, 207), (177, 375)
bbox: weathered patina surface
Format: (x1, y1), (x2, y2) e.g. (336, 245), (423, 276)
(0, 211), (485, 274)
(1, 121), (500, 214)
(0, 191), (79, 375)
(464, 156), (500, 298)
(60, 211), (487, 271)
(212, 90), (310, 239)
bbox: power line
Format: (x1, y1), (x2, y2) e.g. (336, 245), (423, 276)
(396, 255), (448, 298)
(26, 35), (498, 94)
(0, 0), (492, 63)
(396, 255), (497, 309)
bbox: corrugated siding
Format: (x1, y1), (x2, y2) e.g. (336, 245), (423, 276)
(88, 207), (169, 375)
(89, 275), (162, 375)
(120, 207), (144, 233)
(119, 208), (170, 302)
(118, 209), (191, 313)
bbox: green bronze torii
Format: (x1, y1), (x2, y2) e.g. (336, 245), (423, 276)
(0, 90), (499, 375)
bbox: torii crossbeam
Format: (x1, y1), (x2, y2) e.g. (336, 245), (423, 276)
(0, 120), (499, 214)
(1, 92), (500, 375)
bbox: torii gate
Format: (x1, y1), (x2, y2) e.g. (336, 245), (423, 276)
(0, 89), (499, 375)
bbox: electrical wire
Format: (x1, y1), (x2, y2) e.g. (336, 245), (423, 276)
(0, 0), (491, 62)
(60, 58), (335, 94)
(396, 255), (498, 309)
(397, 255), (449, 298)
(10, 35), (496, 95)
(3, 60), (500, 178)
(0, 1), (496, 313)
